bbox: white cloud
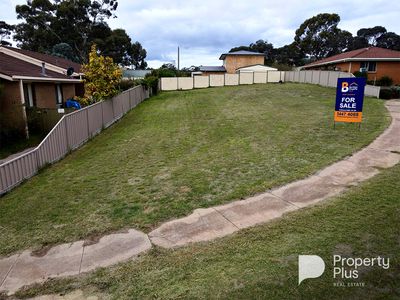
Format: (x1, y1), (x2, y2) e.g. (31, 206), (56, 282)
(1, 0), (400, 68)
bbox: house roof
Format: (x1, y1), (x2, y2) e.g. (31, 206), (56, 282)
(236, 64), (278, 71)
(219, 50), (266, 60)
(123, 69), (152, 78)
(302, 47), (400, 69)
(199, 66), (226, 72)
(0, 52), (80, 82)
(3, 46), (82, 73)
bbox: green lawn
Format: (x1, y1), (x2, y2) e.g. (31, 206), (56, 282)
(0, 83), (389, 256)
(16, 154), (400, 299)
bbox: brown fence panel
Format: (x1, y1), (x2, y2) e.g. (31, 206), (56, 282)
(65, 109), (90, 150)
(112, 93), (124, 120)
(101, 100), (114, 128)
(36, 118), (69, 167)
(0, 85), (148, 195)
(0, 150), (38, 193)
(87, 102), (103, 136)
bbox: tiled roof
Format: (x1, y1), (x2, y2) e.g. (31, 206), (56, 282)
(3, 46), (82, 73)
(303, 47), (400, 68)
(199, 66), (226, 72)
(219, 50), (266, 60)
(0, 52), (76, 79)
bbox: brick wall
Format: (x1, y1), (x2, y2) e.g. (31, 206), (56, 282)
(62, 84), (76, 101)
(0, 81), (25, 133)
(223, 55), (265, 73)
(35, 83), (57, 108)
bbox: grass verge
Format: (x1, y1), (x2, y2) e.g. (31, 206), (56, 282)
(16, 157), (400, 299)
(0, 83), (389, 256)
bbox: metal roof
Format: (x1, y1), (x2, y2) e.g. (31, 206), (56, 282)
(199, 66), (226, 72)
(219, 50), (266, 60)
(123, 69), (152, 78)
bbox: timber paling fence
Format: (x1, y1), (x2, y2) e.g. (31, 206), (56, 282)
(161, 70), (380, 98)
(0, 85), (149, 195)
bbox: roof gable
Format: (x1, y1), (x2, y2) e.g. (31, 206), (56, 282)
(219, 50), (266, 60)
(3, 46), (82, 73)
(0, 52), (81, 81)
(303, 47), (400, 68)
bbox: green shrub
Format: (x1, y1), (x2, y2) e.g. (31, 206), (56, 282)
(353, 71), (368, 78)
(376, 76), (393, 87)
(142, 75), (159, 95)
(379, 87), (400, 99)
(118, 79), (136, 91)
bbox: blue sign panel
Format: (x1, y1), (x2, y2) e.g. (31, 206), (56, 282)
(334, 77), (366, 123)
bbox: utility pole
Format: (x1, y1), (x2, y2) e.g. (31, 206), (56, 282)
(177, 46), (180, 71)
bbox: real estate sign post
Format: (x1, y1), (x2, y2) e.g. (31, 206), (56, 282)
(334, 77), (366, 126)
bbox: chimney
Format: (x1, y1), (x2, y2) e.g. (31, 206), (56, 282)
(41, 62), (46, 76)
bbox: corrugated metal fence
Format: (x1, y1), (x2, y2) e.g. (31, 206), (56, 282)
(0, 85), (149, 195)
(284, 70), (381, 98)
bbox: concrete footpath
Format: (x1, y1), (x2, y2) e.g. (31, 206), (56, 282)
(1, 100), (399, 296)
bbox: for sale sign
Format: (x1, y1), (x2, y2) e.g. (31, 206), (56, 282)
(334, 78), (366, 123)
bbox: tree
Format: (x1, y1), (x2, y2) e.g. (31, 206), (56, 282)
(51, 43), (79, 62)
(376, 32), (400, 50)
(357, 26), (387, 46)
(294, 13), (351, 60)
(0, 21), (14, 46)
(273, 43), (304, 66)
(229, 39), (274, 64)
(80, 44), (122, 105)
(14, 0), (119, 62)
(130, 41), (147, 69)
(348, 36), (369, 50)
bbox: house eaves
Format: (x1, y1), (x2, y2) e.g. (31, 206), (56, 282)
(0, 46), (83, 77)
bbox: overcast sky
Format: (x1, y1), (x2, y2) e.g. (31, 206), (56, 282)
(1, 0), (400, 68)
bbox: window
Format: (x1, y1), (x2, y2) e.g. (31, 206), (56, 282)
(23, 83), (36, 107)
(360, 61), (376, 72)
(55, 84), (63, 107)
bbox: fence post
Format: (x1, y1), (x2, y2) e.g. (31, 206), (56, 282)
(327, 72), (330, 87)
(111, 97), (115, 119)
(64, 117), (70, 151)
(34, 148), (40, 172)
(86, 108), (90, 139)
(101, 101), (104, 127)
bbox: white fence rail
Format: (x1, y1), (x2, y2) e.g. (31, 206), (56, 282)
(0, 85), (149, 195)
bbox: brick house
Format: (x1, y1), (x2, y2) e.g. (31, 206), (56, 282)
(198, 50), (266, 75)
(0, 46), (83, 137)
(300, 47), (400, 84)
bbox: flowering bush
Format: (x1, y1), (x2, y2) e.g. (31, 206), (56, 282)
(79, 45), (122, 106)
